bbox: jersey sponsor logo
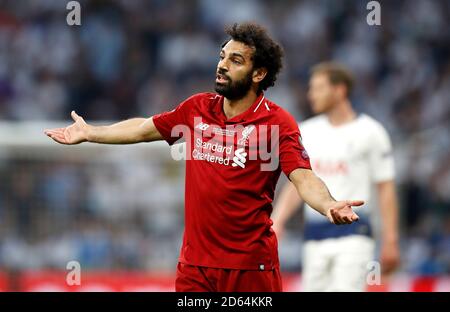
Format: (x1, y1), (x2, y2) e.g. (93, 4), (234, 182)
(195, 122), (210, 131)
(192, 138), (232, 165)
(232, 148), (247, 168)
(175, 117), (281, 171)
(192, 138), (248, 169)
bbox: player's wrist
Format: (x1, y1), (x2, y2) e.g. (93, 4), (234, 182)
(85, 124), (95, 142)
(322, 200), (337, 216)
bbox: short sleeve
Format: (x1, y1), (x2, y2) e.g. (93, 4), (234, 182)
(152, 94), (197, 145)
(278, 111), (312, 177)
(369, 122), (395, 183)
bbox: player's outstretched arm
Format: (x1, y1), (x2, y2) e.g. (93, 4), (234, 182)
(44, 111), (163, 145)
(289, 168), (363, 225)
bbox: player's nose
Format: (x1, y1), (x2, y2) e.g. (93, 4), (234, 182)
(217, 59), (229, 72)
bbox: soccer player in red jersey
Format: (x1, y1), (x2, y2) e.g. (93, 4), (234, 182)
(45, 23), (363, 292)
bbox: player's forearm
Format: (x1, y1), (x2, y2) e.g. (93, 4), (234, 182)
(378, 181), (399, 243)
(289, 168), (336, 216)
(296, 176), (336, 216)
(87, 118), (147, 144)
(272, 182), (303, 226)
(87, 117), (160, 144)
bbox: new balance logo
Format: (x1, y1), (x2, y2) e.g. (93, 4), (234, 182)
(232, 148), (247, 168)
(195, 122), (210, 131)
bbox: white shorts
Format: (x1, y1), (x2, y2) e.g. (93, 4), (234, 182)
(302, 235), (375, 292)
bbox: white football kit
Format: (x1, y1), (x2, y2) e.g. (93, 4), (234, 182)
(299, 114), (395, 291)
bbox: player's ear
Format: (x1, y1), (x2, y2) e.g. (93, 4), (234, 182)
(252, 67), (267, 83)
(335, 83), (347, 100)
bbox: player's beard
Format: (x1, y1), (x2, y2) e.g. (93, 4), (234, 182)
(215, 70), (253, 100)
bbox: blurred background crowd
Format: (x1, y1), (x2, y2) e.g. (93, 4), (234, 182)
(0, 0), (449, 276)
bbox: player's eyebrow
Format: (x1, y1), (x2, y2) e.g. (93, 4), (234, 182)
(220, 49), (246, 62)
(230, 52), (245, 61)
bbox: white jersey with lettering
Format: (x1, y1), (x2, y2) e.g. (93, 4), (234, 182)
(299, 113), (395, 241)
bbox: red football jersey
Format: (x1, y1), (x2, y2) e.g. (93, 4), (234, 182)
(153, 92), (311, 270)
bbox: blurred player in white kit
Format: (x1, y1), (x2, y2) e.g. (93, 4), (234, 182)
(272, 62), (400, 291)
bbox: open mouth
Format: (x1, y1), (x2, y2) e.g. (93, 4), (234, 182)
(216, 73), (229, 84)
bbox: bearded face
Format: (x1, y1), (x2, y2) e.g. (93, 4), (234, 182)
(215, 40), (257, 100)
(215, 67), (253, 100)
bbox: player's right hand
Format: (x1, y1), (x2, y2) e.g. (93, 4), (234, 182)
(44, 111), (90, 145)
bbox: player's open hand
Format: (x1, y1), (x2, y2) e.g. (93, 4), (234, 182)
(44, 111), (90, 145)
(325, 200), (364, 225)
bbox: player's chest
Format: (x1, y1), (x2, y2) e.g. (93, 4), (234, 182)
(188, 117), (275, 170)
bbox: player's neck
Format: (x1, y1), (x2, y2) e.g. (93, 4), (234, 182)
(223, 91), (258, 120)
(326, 99), (356, 127)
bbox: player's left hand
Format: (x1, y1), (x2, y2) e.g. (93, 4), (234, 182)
(325, 200), (364, 225)
(380, 240), (400, 275)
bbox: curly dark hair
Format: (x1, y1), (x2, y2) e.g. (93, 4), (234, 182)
(223, 22), (284, 93)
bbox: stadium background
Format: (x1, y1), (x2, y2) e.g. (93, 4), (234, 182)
(0, 0), (449, 291)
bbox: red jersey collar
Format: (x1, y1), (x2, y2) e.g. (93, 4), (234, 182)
(213, 92), (266, 124)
